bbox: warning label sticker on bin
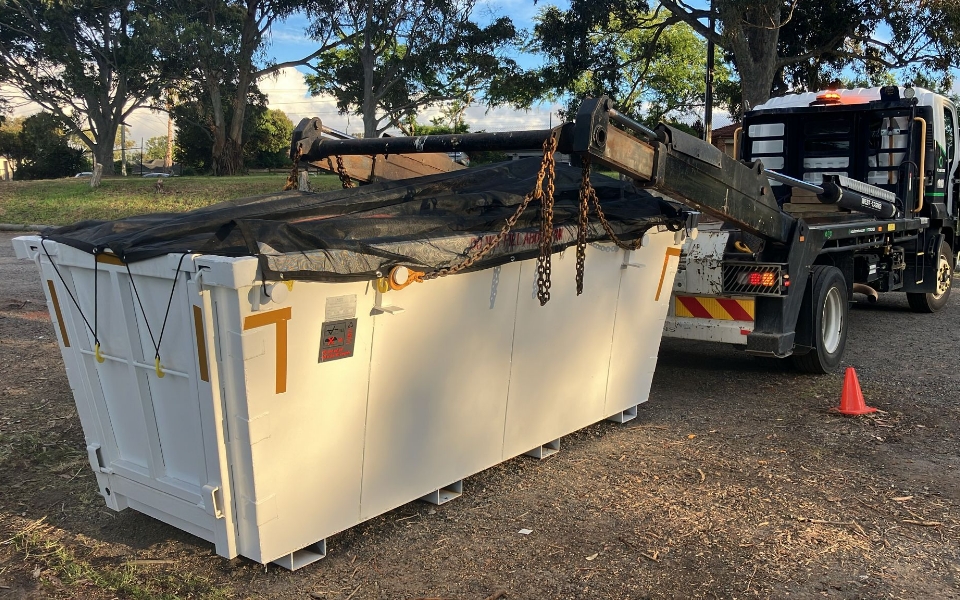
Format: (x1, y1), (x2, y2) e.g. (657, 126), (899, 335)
(319, 318), (357, 362)
(325, 295), (357, 320)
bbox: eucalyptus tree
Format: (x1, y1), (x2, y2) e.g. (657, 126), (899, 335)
(0, 0), (176, 174)
(304, 0), (524, 138)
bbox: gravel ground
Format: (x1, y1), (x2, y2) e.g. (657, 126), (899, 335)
(0, 231), (957, 600)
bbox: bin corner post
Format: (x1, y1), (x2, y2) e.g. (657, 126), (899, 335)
(271, 540), (327, 571)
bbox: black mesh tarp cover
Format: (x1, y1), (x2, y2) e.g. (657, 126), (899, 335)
(44, 159), (684, 282)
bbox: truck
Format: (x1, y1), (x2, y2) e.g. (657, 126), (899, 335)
(663, 86), (957, 372)
(295, 85), (957, 373)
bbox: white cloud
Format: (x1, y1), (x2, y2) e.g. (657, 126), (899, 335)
(259, 67), (564, 135)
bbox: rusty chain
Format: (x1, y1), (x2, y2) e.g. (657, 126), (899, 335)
(424, 128), (561, 298)
(335, 155), (354, 188)
(580, 156), (645, 251)
(282, 146), (302, 191)
(575, 158), (590, 295)
(535, 131), (558, 305)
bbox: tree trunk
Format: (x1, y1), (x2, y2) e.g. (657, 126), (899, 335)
(94, 144), (115, 176)
(361, 12), (378, 138)
(90, 163), (103, 188)
(165, 111), (173, 172)
(213, 138), (244, 176)
(719, 0), (782, 111)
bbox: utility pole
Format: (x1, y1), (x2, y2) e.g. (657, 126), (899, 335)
(704, 0), (715, 144)
(120, 124), (127, 176)
(140, 138), (144, 176)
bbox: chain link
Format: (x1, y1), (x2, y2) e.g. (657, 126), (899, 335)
(424, 128), (561, 297)
(580, 156), (645, 252)
(535, 132), (558, 305)
(283, 146), (302, 191)
(336, 155), (354, 188)
(575, 159), (590, 295)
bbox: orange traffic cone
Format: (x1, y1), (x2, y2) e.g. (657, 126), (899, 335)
(835, 367), (877, 416)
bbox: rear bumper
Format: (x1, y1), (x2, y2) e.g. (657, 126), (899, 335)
(662, 316), (752, 344)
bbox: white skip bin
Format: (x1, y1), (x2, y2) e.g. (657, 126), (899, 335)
(14, 227), (688, 569)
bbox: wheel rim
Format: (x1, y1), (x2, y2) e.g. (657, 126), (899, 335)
(932, 255), (952, 299)
(821, 287), (843, 354)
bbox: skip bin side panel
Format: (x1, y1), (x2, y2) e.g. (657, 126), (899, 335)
(360, 262), (522, 521)
(502, 246), (623, 459)
(204, 265), (372, 565)
(605, 231), (683, 416)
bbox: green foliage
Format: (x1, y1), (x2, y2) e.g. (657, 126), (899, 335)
(304, 0), (524, 138)
(245, 109), (294, 169)
(157, 0), (305, 174)
(0, 0), (179, 174)
(172, 84), (269, 174)
(536, 9), (730, 126)
(542, 0), (960, 111)
(11, 112), (83, 180)
(144, 136), (169, 161)
(398, 115), (470, 136)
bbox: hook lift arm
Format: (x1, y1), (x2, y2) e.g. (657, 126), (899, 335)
(292, 96), (900, 245)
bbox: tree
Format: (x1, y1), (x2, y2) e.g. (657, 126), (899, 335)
(12, 112), (83, 180)
(0, 0), (177, 175)
(535, 9), (730, 126)
(173, 85), (290, 173)
(173, 82), (266, 174)
(161, 0), (344, 175)
(245, 108), (293, 169)
(144, 136), (169, 161)
(0, 117), (24, 171)
(533, 0), (960, 112)
(304, 0), (523, 138)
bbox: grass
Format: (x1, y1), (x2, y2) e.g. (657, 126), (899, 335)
(8, 521), (231, 599)
(0, 173), (344, 226)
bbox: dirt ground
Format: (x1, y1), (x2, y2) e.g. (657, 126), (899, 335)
(0, 230), (957, 600)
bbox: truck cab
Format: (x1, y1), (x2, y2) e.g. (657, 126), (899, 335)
(665, 86), (958, 372)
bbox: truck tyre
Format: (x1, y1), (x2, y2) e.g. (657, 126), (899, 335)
(792, 266), (848, 374)
(906, 242), (953, 313)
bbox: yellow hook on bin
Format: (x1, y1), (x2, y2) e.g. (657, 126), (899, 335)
(94, 343), (105, 363)
(388, 266), (425, 290)
(155, 356), (165, 378)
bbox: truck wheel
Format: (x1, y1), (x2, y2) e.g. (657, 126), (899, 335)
(792, 266), (848, 374)
(906, 242), (953, 313)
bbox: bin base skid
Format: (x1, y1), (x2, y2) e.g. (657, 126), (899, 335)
(524, 438), (561, 459)
(418, 480), (463, 505)
(607, 404), (639, 423)
(13, 229), (685, 570)
(272, 540), (327, 571)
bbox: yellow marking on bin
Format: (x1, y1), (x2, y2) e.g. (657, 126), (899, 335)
(193, 305), (209, 382)
(46, 280), (70, 347)
(243, 307), (292, 394)
(655, 246), (683, 301)
(95, 253), (125, 266)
